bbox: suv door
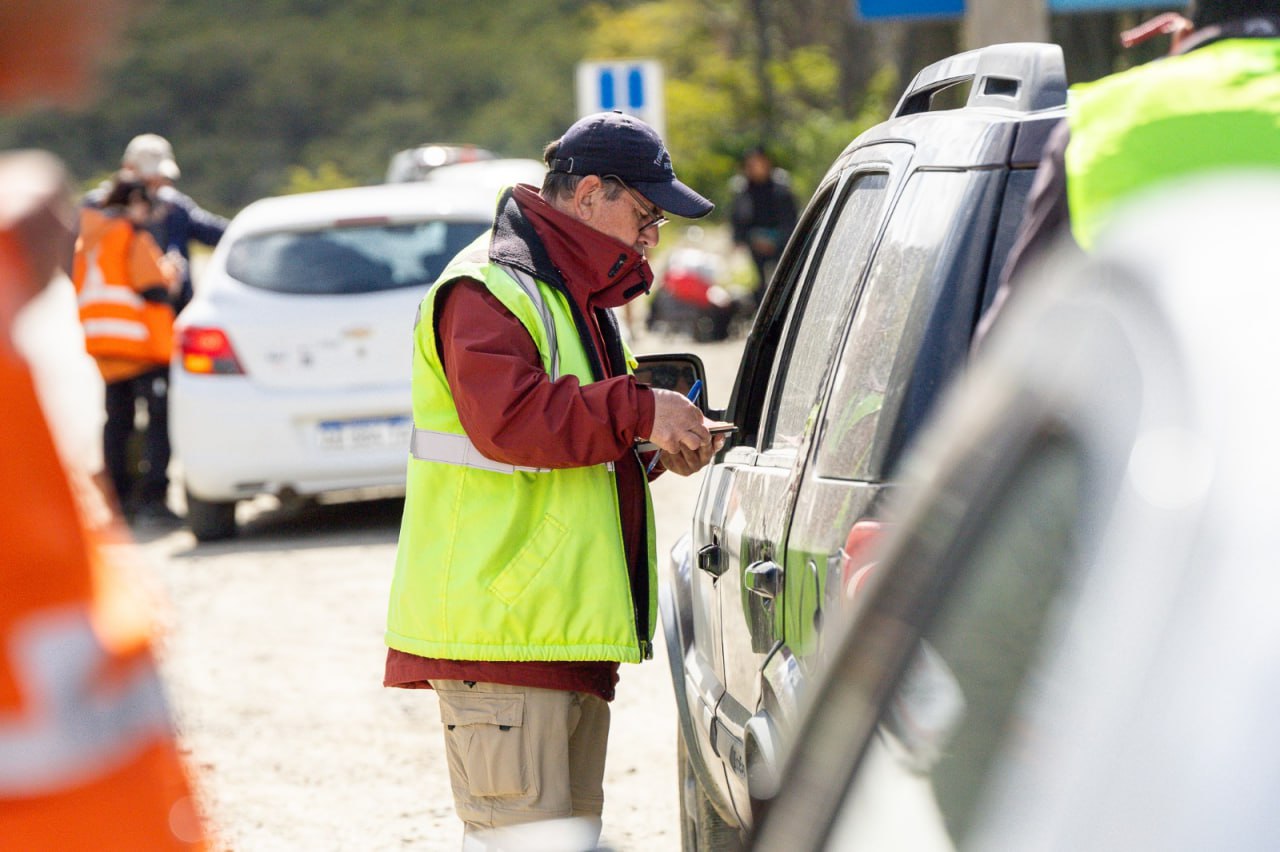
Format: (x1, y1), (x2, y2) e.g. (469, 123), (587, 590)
(697, 143), (912, 824)
(781, 165), (1010, 657)
(729, 161), (1015, 821)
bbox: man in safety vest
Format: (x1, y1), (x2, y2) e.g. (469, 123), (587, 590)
(384, 111), (722, 849)
(73, 176), (181, 524)
(980, 0), (1280, 341)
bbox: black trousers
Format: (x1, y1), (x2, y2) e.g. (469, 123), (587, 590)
(103, 365), (171, 511)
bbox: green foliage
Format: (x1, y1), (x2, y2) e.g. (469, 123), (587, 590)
(278, 162), (360, 196)
(0, 0), (621, 216)
(0, 0), (896, 220)
(582, 0), (898, 215)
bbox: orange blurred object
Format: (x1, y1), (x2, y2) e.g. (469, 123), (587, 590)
(0, 153), (206, 848)
(0, 0), (139, 107)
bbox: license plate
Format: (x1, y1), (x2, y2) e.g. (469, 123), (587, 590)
(314, 416), (413, 451)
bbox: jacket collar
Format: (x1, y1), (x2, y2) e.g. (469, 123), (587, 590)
(489, 184), (653, 310)
(486, 184), (643, 382)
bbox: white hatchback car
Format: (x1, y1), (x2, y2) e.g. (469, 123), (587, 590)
(171, 181), (503, 540)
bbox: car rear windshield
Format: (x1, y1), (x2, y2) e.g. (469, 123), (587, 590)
(225, 219), (489, 295)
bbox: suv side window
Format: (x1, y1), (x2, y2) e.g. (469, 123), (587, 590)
(827, 436), (1088, 849)
(814, 170), (982, 481)
(765, 171), (890, 454)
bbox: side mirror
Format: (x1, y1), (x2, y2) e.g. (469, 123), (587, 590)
(633, 353), (721, 419)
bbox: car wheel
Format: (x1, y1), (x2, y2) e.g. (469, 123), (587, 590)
(692, 314), (719, 343)
(185, 490), (237, 542)
(678, 723), (742, 852)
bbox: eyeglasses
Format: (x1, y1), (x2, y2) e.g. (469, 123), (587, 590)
(604, 175), (668, 232)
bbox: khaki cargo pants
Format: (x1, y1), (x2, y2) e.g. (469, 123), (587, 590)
(431, 680), (610, 849)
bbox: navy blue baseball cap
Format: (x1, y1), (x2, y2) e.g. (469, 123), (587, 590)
(548, 111), (714, 219)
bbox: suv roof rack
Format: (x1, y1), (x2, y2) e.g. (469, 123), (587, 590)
(892, 42), (1066, 117)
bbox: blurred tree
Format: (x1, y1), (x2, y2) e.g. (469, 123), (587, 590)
(0, 0), (624, 215)
(279, 161), (360, 195)
(0, 0), (1171, 220)
(584, 0), (894, 215)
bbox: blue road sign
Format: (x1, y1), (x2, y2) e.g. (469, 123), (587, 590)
(856, 0), (1158, 19)
(1050, 0), (1159, 8)
(857, 0), (963, 19)
(576, 60), (665, 138)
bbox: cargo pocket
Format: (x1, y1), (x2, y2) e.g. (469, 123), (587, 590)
(488, 514), (568, 606)
(438, 691), (533, 799)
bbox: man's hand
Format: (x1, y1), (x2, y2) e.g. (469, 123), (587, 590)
(646, 388), (711, 454)
(658, 431), (727, 476)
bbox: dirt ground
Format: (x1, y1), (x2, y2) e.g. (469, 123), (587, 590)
(133, 330), (745, 851)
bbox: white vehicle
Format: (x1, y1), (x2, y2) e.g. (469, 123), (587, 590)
(419, 158), (547, 195)
(171, 182), (496, 541)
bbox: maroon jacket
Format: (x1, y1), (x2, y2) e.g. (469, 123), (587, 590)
(385, 185), (658, 701)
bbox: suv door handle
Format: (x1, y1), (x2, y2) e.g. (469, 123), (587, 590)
(745, 560), (783, 600)
(697, 543), (726, 577)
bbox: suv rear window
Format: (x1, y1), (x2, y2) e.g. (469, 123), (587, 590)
(225, 219), (489, 295)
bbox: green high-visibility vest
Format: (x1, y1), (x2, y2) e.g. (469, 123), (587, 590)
(385, 233), (656, 663)
(1067, 39), (1280, 250)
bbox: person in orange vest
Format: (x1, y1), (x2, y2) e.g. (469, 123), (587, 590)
(0, 150), (206, 852)
(73, 175), (182, 524)
(1, 1), (208, 847)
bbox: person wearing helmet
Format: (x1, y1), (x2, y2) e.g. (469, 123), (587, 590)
(114, 133), (229, 316)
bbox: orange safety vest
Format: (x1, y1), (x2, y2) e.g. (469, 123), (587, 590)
(2, 232), (204, 849)
(72, 209), (173, 382)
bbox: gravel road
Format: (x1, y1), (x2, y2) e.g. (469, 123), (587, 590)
(135, 329), (746, 851)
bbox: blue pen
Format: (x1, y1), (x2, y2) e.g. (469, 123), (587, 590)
(647, 379), (703, 474)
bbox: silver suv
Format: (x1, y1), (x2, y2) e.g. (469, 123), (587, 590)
(657, 43), (1068, 849)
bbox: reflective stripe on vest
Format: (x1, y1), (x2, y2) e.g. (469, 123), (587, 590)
(410, 261), (559, 381)
(497, 263), (560, 381)
(409, 427), (613, 474)
(405, 258), (566, 475)
(82, 318), (149, 341)
(0, 605), (171, 795)
(77, 246), (150, 345)
(410, 427), (551, 474)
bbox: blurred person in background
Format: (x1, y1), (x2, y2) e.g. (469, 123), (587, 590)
(729, 145), (798, 309)
(384, 110), (720, 850)
(0, 2), (207, 848)
(980, 0), (1280, 341)
(119, 133), (228, 316)
(86, 134), (229, 316)
(80, 137), (227, 526)
(74, 176), (182, 525)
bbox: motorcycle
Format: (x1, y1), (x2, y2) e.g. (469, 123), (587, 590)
(644, 242), (749, 342)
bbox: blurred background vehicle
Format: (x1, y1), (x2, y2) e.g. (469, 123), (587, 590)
(171, 181), (494, 541)
(384, 143), (497, 183)
(752, 176), (1280, 851)
(661, 42), (1068, 849)
(646, 229), (748, 342)
(415, 157), (548, 201)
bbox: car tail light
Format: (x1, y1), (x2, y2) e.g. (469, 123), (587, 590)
(180, 326), (244, 375)
(839, 518), (885, 606)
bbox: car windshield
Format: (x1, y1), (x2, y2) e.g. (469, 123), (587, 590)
(225, 219), (489, 295)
